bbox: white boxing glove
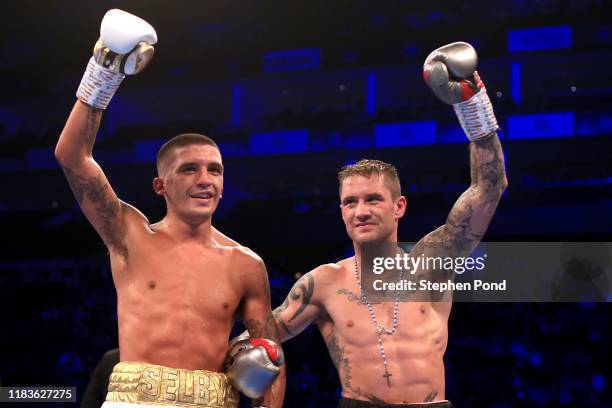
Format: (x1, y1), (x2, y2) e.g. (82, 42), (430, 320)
(77, 9), (157, 109)
(225, 332), (284, 399)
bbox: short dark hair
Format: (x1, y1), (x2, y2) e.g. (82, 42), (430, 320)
(338, 159), (401, 199)
(156, 133), (219, 175)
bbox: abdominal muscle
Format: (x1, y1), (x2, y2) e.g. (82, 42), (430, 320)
(117, 290), (234, 372)
(319, 301), (449, 404)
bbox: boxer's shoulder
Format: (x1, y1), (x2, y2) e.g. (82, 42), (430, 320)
(211, 226), (241, 247)
(110, 200), (151, 243)
(120, 201), (150, 225)
(306, 261), (347, 295)
(226, 244), (263, 263)
(312, 262), (343, 279)
(225, 245), (267, 276)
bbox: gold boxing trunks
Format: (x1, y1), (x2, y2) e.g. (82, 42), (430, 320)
(105, 361), (239, 408)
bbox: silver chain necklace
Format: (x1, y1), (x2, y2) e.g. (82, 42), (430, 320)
(353, 256), (400, 387)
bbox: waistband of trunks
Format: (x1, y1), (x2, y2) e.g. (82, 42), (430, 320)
(338, 397), (453, 408)
(105, 361), (239, 408)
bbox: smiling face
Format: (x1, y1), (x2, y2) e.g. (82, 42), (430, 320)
(340, 174), (406, 245)
(154, 144), (224, 224)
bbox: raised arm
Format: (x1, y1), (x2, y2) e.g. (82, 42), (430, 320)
(415, 133), (507, 257)
(55, 10), (156, 255)
(55, 102), (127, 253)
(418, 42), (507, 258)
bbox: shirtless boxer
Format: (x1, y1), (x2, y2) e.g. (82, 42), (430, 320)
(270, 43), (508, 407)
(54, 10), (284, 408)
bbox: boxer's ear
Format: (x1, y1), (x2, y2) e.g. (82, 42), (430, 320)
(395, 196), (407, 220)
(153, 177), (164, 195)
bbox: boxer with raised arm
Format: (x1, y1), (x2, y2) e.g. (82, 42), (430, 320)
(271, 43), (507, 407)
(55, 10), (284, 408)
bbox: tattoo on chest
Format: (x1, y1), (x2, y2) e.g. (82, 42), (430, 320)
(337, 288), (381, 305)
(337, 289), (363, 304)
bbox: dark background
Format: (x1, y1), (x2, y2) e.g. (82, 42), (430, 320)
(0, 1), (610, 407)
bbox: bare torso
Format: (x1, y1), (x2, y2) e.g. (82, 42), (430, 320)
(316, 258), (451, 404)
(110, 213), (250, 371)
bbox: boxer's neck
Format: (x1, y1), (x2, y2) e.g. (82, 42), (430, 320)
(352, 234), (399, 261)
(158, 212), (214, 244)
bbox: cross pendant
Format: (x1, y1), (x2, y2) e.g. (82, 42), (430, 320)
(382, 369), (392, 387)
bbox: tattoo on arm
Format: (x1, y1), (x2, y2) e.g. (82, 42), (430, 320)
(263, 313), (281, 343)
(61, 167), (127, 257)
(62, 166), (86, 204)
(60, 107), (128, 256)
(272, 299), (294, 336)
(245, 314), (281, 344)
(471, 134), (506, 194)
(422, 133), (506, 256)
(245, 319), (262, 338)
(287, 274), (314, 322)
(271, 273), (318, 339)
(84, 106), (102, 153)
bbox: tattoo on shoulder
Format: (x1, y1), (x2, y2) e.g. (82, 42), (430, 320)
(286, 274), (314, 322)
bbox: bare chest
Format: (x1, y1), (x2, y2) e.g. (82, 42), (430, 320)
(322, 283), (437, 348)
(112, 236), (243, 316)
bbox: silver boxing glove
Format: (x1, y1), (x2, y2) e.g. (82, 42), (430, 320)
(423, 42), (499, 141)
(225, 332), (284, 399)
